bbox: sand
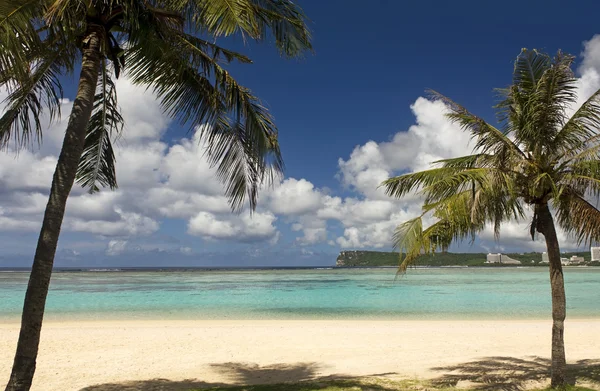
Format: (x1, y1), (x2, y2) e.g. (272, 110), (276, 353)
(1, 319), (599, 390)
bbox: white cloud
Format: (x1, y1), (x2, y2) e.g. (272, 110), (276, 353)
(143, 188), (230, 219)
(159, 130), (224, 195)
(269, 178), (323, 215)
(106, 240), (128, 256)
(579, 35), (600, 74)
(0, 152), (56, 191)
(331, 97), (469, 248)
(187, 211), (277, 242)
(3, 35), (600, 255)
(67, 208), (159, 237)
(115, 78), (170, 143)
(327, 37), (600, 251)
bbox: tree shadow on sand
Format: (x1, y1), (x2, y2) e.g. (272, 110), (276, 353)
(77, 361), (399, 391)
(77, 362), (321, 390)
(208, 362), (323, 384)
(431, 356), (600, 390)
(78, 378), (226, 391)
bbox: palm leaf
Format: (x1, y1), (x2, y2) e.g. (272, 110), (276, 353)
(554, 188), (600, 245)
(0, 0), (44, 82)
(183, 0), (312, 56)
(392, 216), (426, 272)
(429, 90), (527, 160)
(0, 44), (69, 149)
(76, 62), (123, 193)
(125, 10), (282, 211)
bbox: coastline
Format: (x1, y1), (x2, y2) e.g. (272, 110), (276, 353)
(2, 318), (599, 390)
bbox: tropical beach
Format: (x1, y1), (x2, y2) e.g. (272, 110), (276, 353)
(3, 1), (600, 390)
(0, 319), (598, 391)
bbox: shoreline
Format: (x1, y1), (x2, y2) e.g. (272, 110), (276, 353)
(2, 319), (600, 390)
(3, 314), (600, 324)
(2, 265), (599, 272)
(2, 316), (600, 325)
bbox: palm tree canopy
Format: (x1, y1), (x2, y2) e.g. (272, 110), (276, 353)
(381, 49), (600, 271)
(0, 0), (312, 209)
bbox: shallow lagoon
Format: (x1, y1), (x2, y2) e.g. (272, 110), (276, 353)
(0, 267), (598, 320)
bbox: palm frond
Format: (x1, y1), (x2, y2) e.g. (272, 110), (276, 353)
(0, 0), (44, 82)
(564, 159), (600, 197)
(429, 90), (527, 160)
(76, 62), (123, 193)
(0, 44), (70, 149)
(518, 51), (577, 152)
(381, 167), (456, 199)
(554, 188), (600, 245)
(512, 49), (551, 93)
(175, 32), (253, 64)
(248, 0), (312, 57)
(557, 88), (600, 157)
(185, 0), (257, 37)
(181, 0), (311, 56)
(392, 216), (426, 272)
(126, 12), (282, 211)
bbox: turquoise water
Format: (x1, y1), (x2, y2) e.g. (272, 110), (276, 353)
(0, 268), (598, 321)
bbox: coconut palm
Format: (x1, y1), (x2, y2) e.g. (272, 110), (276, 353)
(382, 49), (600, 388)
(0, 1), (311, 390)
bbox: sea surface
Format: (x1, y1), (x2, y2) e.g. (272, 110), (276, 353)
(0, 267), (598, 321)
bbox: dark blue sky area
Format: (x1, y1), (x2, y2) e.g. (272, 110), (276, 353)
(213, 0), (600, 186)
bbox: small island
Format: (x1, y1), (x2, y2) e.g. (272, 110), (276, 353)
(336, 250), (599, 267)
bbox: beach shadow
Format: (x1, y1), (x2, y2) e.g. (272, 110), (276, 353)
(209, 361), (323, 384)
(78, 362), (400, 390)
(431, 356), (600, 390)
(77, 362), (323, 390)
(77, 378), (226, 391)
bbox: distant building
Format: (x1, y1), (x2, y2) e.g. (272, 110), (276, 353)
(561, 257), (570, 266)
(486, 253), (501, 263)
(541, 252), (549, 264)
(500, 255), (521, 265)
(485, 253), (521, 265)
(570, 256), (585, 264)
(592, 247), (600, 262)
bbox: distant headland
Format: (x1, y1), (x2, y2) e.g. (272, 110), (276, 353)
(335, 250), (600, 267)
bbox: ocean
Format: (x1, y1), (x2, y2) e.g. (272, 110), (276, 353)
(0, 267), (598, 321)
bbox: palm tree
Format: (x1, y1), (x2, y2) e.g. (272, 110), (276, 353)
(0, 1), (311, 390)
(382, 49), (600, 388)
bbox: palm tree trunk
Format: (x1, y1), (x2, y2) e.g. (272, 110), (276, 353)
(4, 26), (103, 391)
(536, 203), (567, 388)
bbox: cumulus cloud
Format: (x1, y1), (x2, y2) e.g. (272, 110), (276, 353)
(3, 35), (600, 257)
(326, 36), (600, 250)
(269, 178), (323, 215)
(187, 211), (277, 242)
(0, 78), (278, 244)
(106, 240), (128, 256)
(330, 98), (469, 248)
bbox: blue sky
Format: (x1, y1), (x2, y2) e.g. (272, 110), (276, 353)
(2, 1), (600, 267)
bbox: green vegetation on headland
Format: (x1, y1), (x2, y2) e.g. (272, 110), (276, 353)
(335, 250), (596, 267)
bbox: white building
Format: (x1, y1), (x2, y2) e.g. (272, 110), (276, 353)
(486, 253), (501, 263)
(570, 256), (585, 264)
(541, 252), (549, 264)
(561, 258), (570, 266)
(591, 247), (600, 262)
(500, 255), (521, 265)
(486, 253), (521, 265)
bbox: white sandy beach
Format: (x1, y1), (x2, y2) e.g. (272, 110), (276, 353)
(1, 319), (599, 390)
